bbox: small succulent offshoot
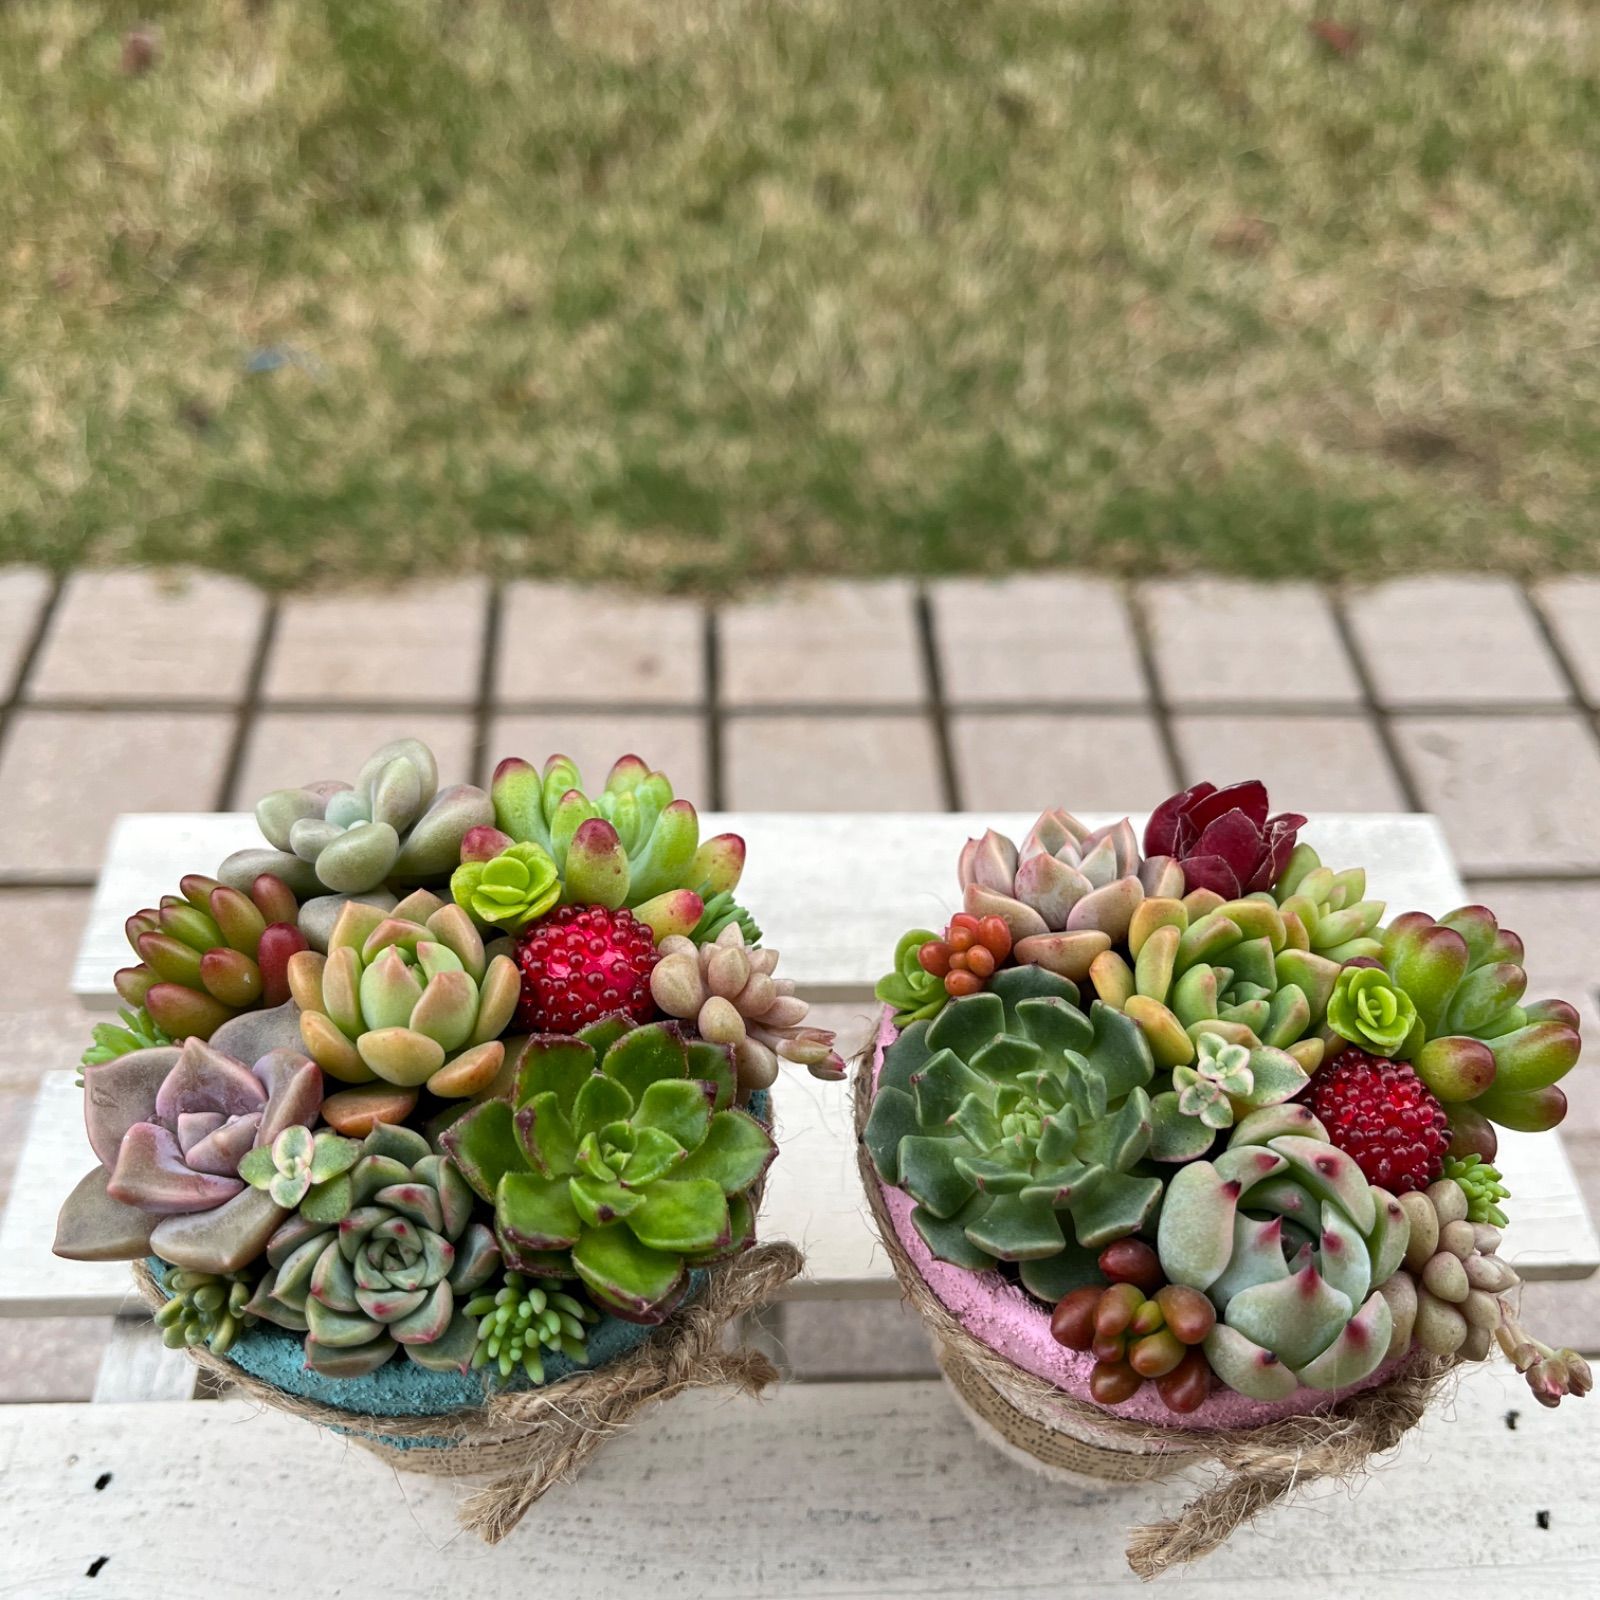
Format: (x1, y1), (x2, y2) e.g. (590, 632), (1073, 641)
(1050, 1240), (1216, 1414)
(467, 1271), (599, 1383)
(154, 1264), (259, 1355)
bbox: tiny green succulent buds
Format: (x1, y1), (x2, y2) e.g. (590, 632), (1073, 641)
(451, 837), (561, 932)
(1442, 1153), (1510, 1227)
(875, 929), (947, 1027)
(239, 1125), (362, 1215)
(442, 1018), (773, 1324)
(81, 1006), (172, 1071)
(466, 1270), (599, 1383)
(229, 737), (494, 897)
(113, 873), (308, 1042)
(1174, 1036), (1255, 1126)
(286, 890), (520, 1106)
(1327, 964), (1418, 1056)
(864, 965), (1162, 1303)
(691, 890), (762, 948)
(245, 1124), (501, 1377)
(489, 753), (743, 926)
(153, 1264), (259, 1356)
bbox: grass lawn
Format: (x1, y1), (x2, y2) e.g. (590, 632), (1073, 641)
(3, 0), (1599, 592)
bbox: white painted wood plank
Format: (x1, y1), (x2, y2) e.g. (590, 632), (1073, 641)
(74, 812), (1468, 1005)
(90, 1320), (200, 1403)
(13, 810), (1596, 1320)
(1, 1365), (1595, 1597)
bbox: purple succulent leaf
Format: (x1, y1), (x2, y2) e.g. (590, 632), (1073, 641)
(1193, 809), (1265, 878)
(153, 1038), (268, 1124)
(1013, 851), (1089, 930)
(1248, 814), (1308, 892)
(175, 1111), (226, 1157)
(53, 1166), (157, 1262)
(1144, 782), (1215, 856)
(107, 1123), (246, 1214)
(184, 1112), (262, 1176)
(253, 1048), (324, 1144)
(957, 829), (1019, 893)
(82, 1047), (180, 1169)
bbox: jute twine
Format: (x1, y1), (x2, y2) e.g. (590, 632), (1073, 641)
(852, 1049), (1457, 1579)
(133, 1240), (802, 1544)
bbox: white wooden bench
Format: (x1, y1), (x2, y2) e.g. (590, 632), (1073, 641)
(3, 813), (1597, 1591)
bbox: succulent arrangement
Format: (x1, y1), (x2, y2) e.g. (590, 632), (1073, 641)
(56, 740), (835, 1389)
(870, 780), (1589, 1417)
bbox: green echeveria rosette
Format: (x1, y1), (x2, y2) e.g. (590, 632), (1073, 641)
(442, 1017), (775, 1324)
(863, 964), (1163, 1304)
(450, 839), (561, 932)
(1326, 963), (1419, 1056)
(875, 929), (946, 1026)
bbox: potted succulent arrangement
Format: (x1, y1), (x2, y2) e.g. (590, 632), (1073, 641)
(56, 739), (842, 1541)
(861, 781), (1589, 1576)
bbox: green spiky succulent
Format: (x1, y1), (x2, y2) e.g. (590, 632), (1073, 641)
(80, 1006), (172, 1072)
(488, 753), (745, 940)
(1382, 907), (1581, 1142)
(245, 1124), (501, 1378)
(153, 1263), (259, 1356)
(1442, 1153), (1510, 1228)
(466, 1270), (599, 1383)
(874, 928), (946, 1026)
(442, 1018), (774, 1324)
(1156, 1102), (1407, 1400)
(1272, 845), (1386, 962)
(1087, 893), (1336, 1078)
(864, 965), (1162, 1303)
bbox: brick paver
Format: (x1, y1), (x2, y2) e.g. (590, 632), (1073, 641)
(488, 713), (709, 799)
(724, 714), (943, 809)
(1532, 577), (1600, 707)
(1143, 580), (1363, 706)
(497, 584), (705, 706)
(928, 575), (1146, 705)
(264, 579), (488, 705)
(1171, 714), (1406, 811)
(718, 580), (925, 707)
(0, 711), (234, 879)
(232, 712), (477, 804)
(0, 567), (50, 698)
(27, 570), (266, 704)
(1391, 713), (1600, 873)
(950, 712), (1173, 812)
(1346, 577), (1569, 708)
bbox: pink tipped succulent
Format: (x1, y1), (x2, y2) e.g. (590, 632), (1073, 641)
(955, 809), (1181, 981)
(1143, 780), (1306, 900)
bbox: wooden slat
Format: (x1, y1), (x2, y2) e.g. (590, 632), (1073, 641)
(9, 810), (1597, 1321)
(90, 1320), (200, 1404)
(73, 811), (1473, 1005)
(2, 1365), (1596, 1596)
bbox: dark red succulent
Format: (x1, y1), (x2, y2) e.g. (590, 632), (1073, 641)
(1143, 780), (1306, 900)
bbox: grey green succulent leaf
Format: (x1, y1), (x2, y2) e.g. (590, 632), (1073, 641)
(465, 1270), (600, 1384)
(244, 1123), (501, 1378)
(228, 737), (494, 897)
(1156, 1101), (1407, 1400)
(864, 964), (1161, 1303)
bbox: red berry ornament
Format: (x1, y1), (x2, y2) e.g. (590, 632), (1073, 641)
(513, 904), (660, 1034)
(1307, 1046), (1451, 1194)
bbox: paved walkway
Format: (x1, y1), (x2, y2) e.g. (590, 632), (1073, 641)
(2, 567), (1596, 1391)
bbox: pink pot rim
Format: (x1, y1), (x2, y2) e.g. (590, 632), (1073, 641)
(867, 1006), (1408, 1431)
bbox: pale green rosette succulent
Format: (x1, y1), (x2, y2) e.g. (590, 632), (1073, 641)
(874, 929), (945, 1026)
(1327, 964), (1418, 1056)
(450, 840), (561, 932)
